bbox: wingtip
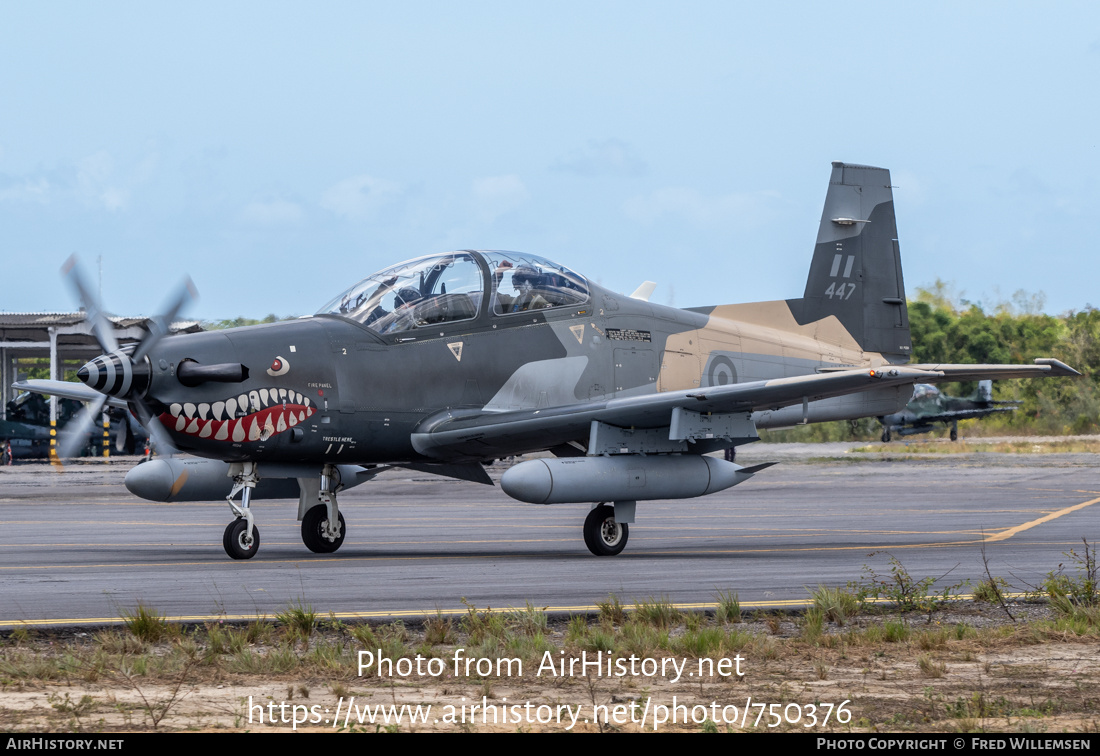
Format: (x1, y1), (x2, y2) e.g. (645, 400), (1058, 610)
(1034, 358), (1081, 377)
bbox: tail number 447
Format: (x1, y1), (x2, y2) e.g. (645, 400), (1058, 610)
(824, 282), (856, 300)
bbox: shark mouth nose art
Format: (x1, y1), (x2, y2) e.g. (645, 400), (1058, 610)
(158, 388), (315, 443)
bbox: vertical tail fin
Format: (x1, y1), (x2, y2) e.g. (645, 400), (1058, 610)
(787, 162), (911, 361)
(975, 380), (993, 403)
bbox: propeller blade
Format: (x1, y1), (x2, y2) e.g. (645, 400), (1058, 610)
(61, 255), (119, 355)
(56, 394), (108, 460)
(132, 401), (178, 456)
(133, 276), (199, 362)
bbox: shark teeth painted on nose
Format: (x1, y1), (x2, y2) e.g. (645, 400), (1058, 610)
(157, 387), (316, 444)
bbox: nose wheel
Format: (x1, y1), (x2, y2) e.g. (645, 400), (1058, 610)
(583, 504), (629, 556)
(223, 518), (260, 560)
(224, 461), (260, 559)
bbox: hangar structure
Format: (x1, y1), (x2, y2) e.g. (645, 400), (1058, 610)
(0, 312), (202, 421)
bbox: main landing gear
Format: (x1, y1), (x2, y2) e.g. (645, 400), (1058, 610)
(300, 465), (345, 553)
(222, 462), (347, 559)
(583, 503), (630, 556)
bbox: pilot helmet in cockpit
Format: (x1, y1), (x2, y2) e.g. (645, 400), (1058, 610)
(511, 263), (543, 291)
(394, 287), (423, 308)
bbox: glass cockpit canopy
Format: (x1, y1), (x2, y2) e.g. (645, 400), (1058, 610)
(316, 251), (589, 334)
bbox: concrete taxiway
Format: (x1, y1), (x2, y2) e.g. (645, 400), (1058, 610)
(1, 445), (1097, 627)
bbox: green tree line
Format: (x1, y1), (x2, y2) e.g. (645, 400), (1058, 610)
(767, 282), (1100, 442)
(202, 314), (297, 330)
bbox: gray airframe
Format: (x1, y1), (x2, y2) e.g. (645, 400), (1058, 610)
(15, 162), (1079, 560)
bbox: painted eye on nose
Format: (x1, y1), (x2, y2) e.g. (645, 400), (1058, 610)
(266, 356), (290, 377)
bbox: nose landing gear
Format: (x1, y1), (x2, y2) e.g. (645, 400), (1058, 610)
(224, 461), (259, 560)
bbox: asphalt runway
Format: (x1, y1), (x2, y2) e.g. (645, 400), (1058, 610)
(1, 446), (1098, 628)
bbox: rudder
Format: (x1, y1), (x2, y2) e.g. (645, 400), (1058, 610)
(787, 162), (911, 361)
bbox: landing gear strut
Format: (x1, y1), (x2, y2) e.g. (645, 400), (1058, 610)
(301, 464), (346, 553)
(224, 461), (260, 560)
(583, 504), (629, 556)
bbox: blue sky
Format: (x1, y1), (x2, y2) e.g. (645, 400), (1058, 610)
(2, 2), (1098, 319)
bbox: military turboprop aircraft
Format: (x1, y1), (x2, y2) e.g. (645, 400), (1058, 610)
(878, 380), (1019, 442)
(15, 162), (1078, 559)
(1, 391), (148, 461)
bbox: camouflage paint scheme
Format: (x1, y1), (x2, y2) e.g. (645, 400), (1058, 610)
(14, 163), (1078, 558)
(879, 380), (1019, 442)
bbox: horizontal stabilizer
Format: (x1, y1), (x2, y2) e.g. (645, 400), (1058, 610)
(905, 358), (1079, 381)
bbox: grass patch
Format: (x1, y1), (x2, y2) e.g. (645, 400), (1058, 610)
(714, 590), (741, 623)
(424, 612), (455, 645)
(276, 600), (318, 641)
(633, 595), (680, 628)
(809, 584), (860, 626)
(121, 604), (173, 643)
(597, 593), (625, 625)
(1, 595), (1093, 732)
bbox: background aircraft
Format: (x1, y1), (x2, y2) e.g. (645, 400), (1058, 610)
(1, 391), (148, 462)
(14, 162), (1078, 559)
(878, 380), (1019, 442)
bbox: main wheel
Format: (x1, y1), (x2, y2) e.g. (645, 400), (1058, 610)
(223, 519), (260, 560)
(881, 428), (892, 443)
(950, 427), (958, 441)
(583, 504), (628, 556)
(301, 504), (346, 553)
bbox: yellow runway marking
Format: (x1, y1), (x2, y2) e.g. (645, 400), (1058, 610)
(6, 591), (1052, 628)
(983, 496), (1100, 542)
(0, 598), (810, 628)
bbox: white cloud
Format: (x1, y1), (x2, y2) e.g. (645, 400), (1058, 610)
(553, 138), (647, 178)
(0, 149), (144, 211)
(239, 198), (304, 225)
(471, 174), (528, 222)
(623, 187), (783, 227)
(77, 150), (129, 211)
(0, 176), (51, 203)
(320, 175), (400, 220)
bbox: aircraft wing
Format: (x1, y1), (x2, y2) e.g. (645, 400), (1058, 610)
(903, 358), (1078, 381)
(412, 365), (941, 461)
(11, 379), (130, 410)
(901, 407), (1018, 425)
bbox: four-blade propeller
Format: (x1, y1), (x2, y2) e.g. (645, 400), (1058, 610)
(55, 255), (197, 460)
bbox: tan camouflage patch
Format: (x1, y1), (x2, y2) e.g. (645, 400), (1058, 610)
(657, 300), (876, 391)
